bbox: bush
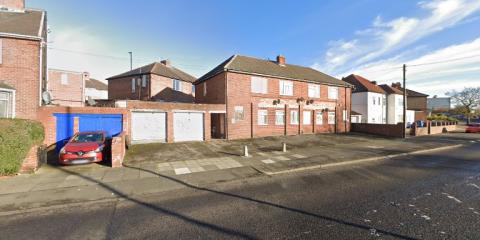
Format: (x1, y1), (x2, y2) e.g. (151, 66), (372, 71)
(0, 119), (44, 175)
(427, 114), (458, 122)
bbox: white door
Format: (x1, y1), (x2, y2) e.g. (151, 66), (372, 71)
(132, 112), (166, 143)
(174, 112), (204, 142)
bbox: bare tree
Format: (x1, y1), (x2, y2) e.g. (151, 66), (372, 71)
(446, 87), (480, 124)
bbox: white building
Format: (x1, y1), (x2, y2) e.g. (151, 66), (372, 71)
(85, 76), (108, 100)
(344, 75), (387, 124)
(379, 84), (415, 125)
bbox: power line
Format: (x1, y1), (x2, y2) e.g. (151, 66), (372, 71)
(408, 54), (480, 67)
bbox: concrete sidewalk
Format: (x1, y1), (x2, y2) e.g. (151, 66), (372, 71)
(0, 133), (478, 214)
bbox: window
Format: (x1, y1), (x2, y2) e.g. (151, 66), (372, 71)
(372, 97), (376, 105)
(303, 111), (312, 125)
(258, 110), (268, 125)
(290, 110), (299, 125)
(397, 98), (403, 107)
(316, 112), (323, 125)
(0, 90), (14, 118)
(131, 78), (136, 93)
(173, 79), (182, 91)
(308, 84), (320, 98)
(203, 82), (207, 96)
(280, 80), (293, 96)
(142, 75), (147, 87)
(328, 112), (335, 124)
(234, 106), (244, 121)
(251, 76), (268, 94)
(0, 39), (3, 64)
(378, 97), (381, 105)
(61, 73), (68, 85)
(192, 85), (195, 94)
(328, 86), (338, 99)
(275, 110), (285, 125)
(343, 110), (348, 122)
(382, 97), (386, 106)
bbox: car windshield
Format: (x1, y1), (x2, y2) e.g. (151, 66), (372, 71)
(71, 133), (103, 143)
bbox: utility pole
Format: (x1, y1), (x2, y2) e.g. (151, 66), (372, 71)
(403, 64), (407, 139)
(128, 51), (133, 70)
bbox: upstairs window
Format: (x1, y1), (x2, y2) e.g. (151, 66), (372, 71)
(203, 82), (207, 96)
(251, 76), (268, 94)
(142, 75), (147, 87)
(192, 85), (195, 94)
(61, 73), (69, 85)
(173, 79), (182, 91)
(280, 80), (293, 96)
(308, 84), (320, 98)
(131, 78), (136, 93)
(328, 86), (338, 100)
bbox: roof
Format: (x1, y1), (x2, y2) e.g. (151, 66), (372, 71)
(0, 9), (44, 38)
(0, 82), (15, 90)
(379, 84), (403, 95)
(342, 74), (385, 94)
(195, 55), (351, 87)
(393, 86), (429, 97)
(106, 62), (196, 83)
(351, 110), (362, 116)
(85, 78), (108, 91)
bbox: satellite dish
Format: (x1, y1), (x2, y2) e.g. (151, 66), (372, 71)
(42, 91), (52, 105)
(87, 96), (96, 106)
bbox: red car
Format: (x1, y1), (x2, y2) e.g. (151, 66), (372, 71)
(59, 131), (107, 165)
(466, 123), (480, 133)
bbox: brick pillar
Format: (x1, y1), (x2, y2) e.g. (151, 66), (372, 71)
(312, 109), (316, 133)
(284, 104), (288, 136)
(73, 116), (79, 133)
(167, 111), (174, 143)
(204, 112), (211, 141)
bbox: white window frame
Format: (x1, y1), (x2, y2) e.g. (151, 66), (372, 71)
(275, 110), (285, 125)
(131, 78), (136, 93)
(258, 110), (268, 125)
(142, 75), (147, 87)
(0, 88), (15, 118)
(203, 82), (207, 96)
(234, 106), (244, 121)
(290, 110), (299, 125)
(343, 110), (348, 122)
(0, 39), (3, 64)
(308, 84), (320, 98)
(303, 111), (311, 125)
(61, 73), (69, 85)
(316, 111), (323, 125)
(251, 76), (268, 94)
(372, 96), (376, 105)
(173, 79), (182, 91)
(328, 86), (338, 100)
(328, 111), (335, 124)
(279, 80), (293, 96)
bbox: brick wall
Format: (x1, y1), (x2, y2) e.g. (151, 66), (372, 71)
(108, 73), (194, 103)
(48, 69), (84, 107)
(37, 106), (129, 146)
(408, 96), (427, 111)
(195, 72), (226, 104)
(0, 37), (41, 119)
(223, 72), (350, 140)
(19, 144), (40, 173)
(111, 132), (126, 168)
(414, 111), (427, 121)
(351, 123), (404, 138)
(0, 0), (24, 10)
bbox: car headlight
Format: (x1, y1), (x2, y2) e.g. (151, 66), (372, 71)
(94, 145), (105, 153)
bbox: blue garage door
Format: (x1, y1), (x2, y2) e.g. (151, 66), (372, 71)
(54, 113), (123, 152)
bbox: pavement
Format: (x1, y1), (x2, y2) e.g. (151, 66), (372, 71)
(1, 137), (479, 239)
(0, 132), (479, 213)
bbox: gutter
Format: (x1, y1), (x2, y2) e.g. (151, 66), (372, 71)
(0, 32), (42, 41)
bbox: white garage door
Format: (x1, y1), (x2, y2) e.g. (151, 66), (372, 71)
(132, 112), (166, 143)
(174, 112), (204, 142)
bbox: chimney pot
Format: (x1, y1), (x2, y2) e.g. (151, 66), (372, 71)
(276, 55), (286, 66)
(160, 59), (171, 67)
(370, 81), (377, 85)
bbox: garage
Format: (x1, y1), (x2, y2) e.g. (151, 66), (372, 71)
(131, 111), (166, 143)
(174, 112), (204, 142)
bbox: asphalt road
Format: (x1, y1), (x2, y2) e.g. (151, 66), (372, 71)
(1, 141), (480, 239)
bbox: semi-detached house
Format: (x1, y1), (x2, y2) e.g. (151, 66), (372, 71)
(195, 55), (352, 140)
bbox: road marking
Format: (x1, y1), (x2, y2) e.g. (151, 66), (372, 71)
(291, 154), (306, 159)
(261, 159), (275, 164)
(174, 168), (191, 175)
(274, 156), (291, 161)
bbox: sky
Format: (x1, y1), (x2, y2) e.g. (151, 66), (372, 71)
(29, 0), (480, 97)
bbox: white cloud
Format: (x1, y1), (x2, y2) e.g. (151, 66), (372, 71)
(340, 37), (480, 97)
(314, 0), (480, 74)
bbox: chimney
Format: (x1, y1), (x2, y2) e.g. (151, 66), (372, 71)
(160, 59), (171, 67)
(276, 55), (286, 66)
(83, 72), (90, 81)
(391, 82), (401, 88)
(0, 0), (25, 11)
(370, 81), (377, 85)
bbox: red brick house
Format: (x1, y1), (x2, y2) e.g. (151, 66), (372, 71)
(195, 55), (352, 140)
(0, 0), (47, 119)
(47, 69), (87, 107)
(107, 60), (196, 103)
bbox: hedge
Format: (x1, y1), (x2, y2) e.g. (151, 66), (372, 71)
(0, 119), (44, 175)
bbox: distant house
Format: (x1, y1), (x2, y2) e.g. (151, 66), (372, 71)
(379, 84), (415, 125)
(47, 69), (86, 107)
(391, 82), (429, 121)
(85, 76), (108, 100)
(106, 60), (196, 103)
(0, 0), (47, 119)
(427, 96), (451, 113)
(350, 111), (362, 123)
(343, 74), (387, 124)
